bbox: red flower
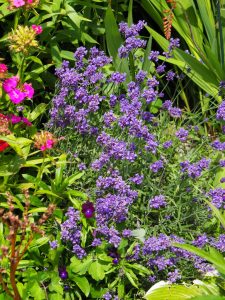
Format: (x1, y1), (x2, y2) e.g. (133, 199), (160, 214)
(0, 140), (9, 152)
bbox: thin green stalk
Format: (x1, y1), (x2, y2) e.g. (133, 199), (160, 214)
(217, 0), (224, 67)
(129, 53), (135, 81)
(14, 10), (21, 30)
(19, 56), (26, 83)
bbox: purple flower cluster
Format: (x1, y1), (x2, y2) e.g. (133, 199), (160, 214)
(212, 140), (225, 151)
(142, 234), (213, 281)
(149, 160), (164, 173)
(180, 158), (210, 178)
(91, 132), (137, 170)
(175, 128), (189, 142)
(118, 21), (146, 58)
(61, 207), (86, 259)
(216, 100), (225, 121)
(129, 173), (144, 185)
(149, 195), (167, 209)
(110, 72), (126, 84)
(162, 100), (182, 118)
(208, 188), (225, 209)
(49, 47), (111, 133)
(95, 173), (138, 225)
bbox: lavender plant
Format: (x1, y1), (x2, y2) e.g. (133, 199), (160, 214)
(46, 20), (225, 298)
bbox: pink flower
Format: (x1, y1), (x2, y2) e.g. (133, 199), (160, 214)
(23, 83), (34, 98)
(31, 25), (43, 35)
(13, 0), (25, 8)
(40, 145), (47, 151)
(8, 89), (26, 104)
(0, 64), (7, 73)
(40, 140), (54, 151)
(46, 139), (54, 149)
(27, 0), (34, 3)
(10, 115), (22, 124)
(3, 76), (19, 93)
(21, 117), (32, 126)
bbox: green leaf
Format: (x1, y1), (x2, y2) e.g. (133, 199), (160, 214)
(50, 41), (62, 66)
(173, 243), (225, 275)
(65, 3), (90, 28)
(60, 50), (75, 61)
(30, 237), (49, 249)
(66, 190), (87, 199)
(192, 297), (225, 300)
(35, 189), (61, 198)
(28, 207), (47, 214)
(73, 276), (90, 297)
(25, 64), (53, 81)
(144, 282), (205, 300)
(70, 256), (92, 275)
(66, 172), (84, 185)
(146, 27), (220, 100)
(127, 0), (133, 26)
(206, 201), (225, 229)
(27, 56), (43, 65)
(88, 261), (105, 281)
(28, 103), (47, 122)
(0, 155), (24, 176)
(125, 270), (138, 288)
(104, 6), (123, 61)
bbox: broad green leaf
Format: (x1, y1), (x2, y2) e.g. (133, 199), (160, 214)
(146, 27), (220, 98)
(50, 41), (62, 66)
(28, 103), (47, 122)
(70, 256), (92, 275)
(125, 270), (138, 288)
(144, 281), (205, 300)
(0, 136), (32, 157)
(66, 190), (87, 199)
(27, 56), (43, 65)
(192, 297), (225, 300)
(65, 3), (90, 28)
(104, 6), (123, 61)
(0, 155), (24, 176)
(128, 0), (133, 26)
(54, 154), (67, 187)
(35, 189), (62, 198)
(30, 237), (49, 249)
(173, 243), (225, 275)
(142, 36), (153, 72)
(28, 207), (47, 214)
(66, 172), (84, 185)
(88, 261), (105, 281)
(25, 64), (53, 81)
(61, 50), (75, 61)
(73, 276), (90, 297)
(206, 201), (225, 229)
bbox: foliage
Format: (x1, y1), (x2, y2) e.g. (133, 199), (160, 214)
(1, 0), (225, 299)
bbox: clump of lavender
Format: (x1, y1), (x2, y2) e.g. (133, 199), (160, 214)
(180, 158), (211, 179)
(118, 21), (146, 58)
(61, 207), (86, 259)
(149, 195), (167, 209)
(48, 20), (225, 287)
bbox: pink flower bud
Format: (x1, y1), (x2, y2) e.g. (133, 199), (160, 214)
(0, 64), (8, 73)
(31, 25), (43, 35)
